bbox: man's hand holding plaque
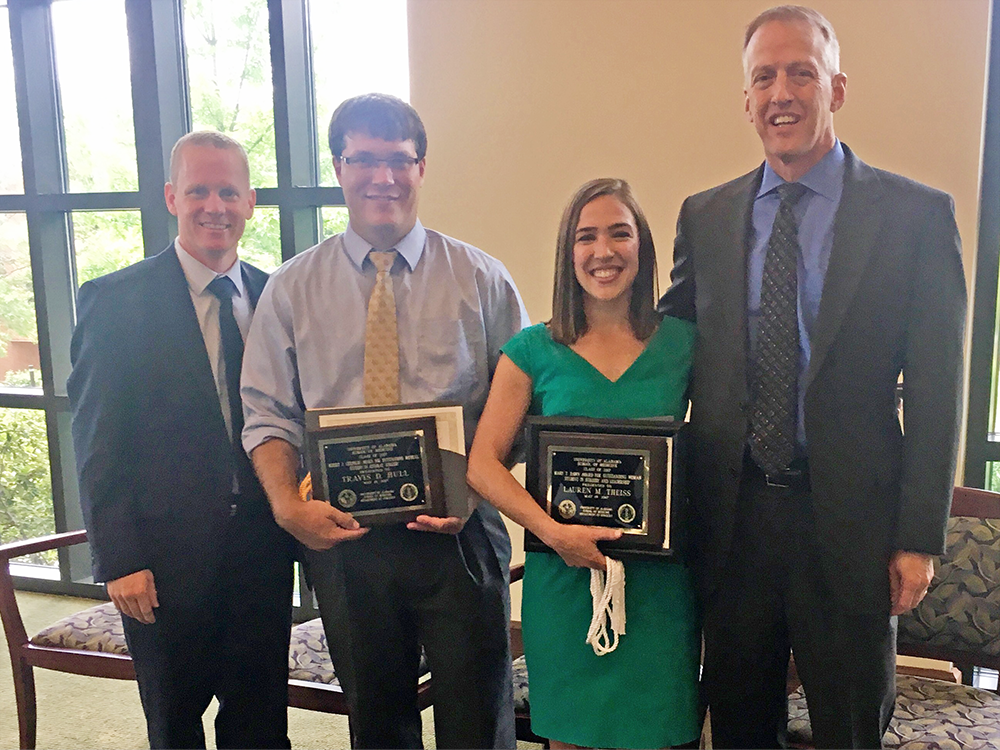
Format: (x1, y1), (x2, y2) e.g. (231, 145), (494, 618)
(299, 464), (465, 535)
(406, 514), (466, 534)
(283, 490), (368, 550)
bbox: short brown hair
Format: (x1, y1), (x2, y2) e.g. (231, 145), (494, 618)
(327, 93), (427, 160)
(550, 178), (659, 345)
(169, 131), (250, 184)
(743, 5), (840, 78)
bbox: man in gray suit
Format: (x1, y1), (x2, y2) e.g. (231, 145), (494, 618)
(659, 6), (966, 748)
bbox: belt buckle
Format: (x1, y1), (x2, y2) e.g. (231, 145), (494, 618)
(765, 474), (792, 489)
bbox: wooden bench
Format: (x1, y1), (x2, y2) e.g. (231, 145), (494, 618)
(0, 530), (432, 750)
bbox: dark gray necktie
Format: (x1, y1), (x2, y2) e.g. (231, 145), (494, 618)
(750, 182), (808, 475)
(208, 275), (254, 493)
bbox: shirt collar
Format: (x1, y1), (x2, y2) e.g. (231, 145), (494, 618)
(342, 220), (427, 271)
(174, 238), (245, 298)
(757, 139), (845, 201)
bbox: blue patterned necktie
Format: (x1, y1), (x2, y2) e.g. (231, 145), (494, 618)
(750, 182), (808, 475)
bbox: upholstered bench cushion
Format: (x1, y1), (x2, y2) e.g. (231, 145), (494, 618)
(288, 618), (339, 684)
(513, 655), (529, 712)
(787, 673), (1000, 748)
(288, 618), (430, 686)
(30, 601), (129, 654)
(30, 607), (428, 689)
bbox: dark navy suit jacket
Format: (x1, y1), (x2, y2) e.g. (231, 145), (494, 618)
(68, 245), (277, 602)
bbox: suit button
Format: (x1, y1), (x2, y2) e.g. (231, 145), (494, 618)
(230, 503), (238, 517)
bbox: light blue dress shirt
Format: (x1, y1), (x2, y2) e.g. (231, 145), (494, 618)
(749, 140), (845, 447)
(240, 220), (530, 455)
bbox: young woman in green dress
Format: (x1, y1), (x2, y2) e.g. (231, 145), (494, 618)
(468, 178), (701, 749)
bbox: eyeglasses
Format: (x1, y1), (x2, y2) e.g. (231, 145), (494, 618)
(339, 154), (420, 171)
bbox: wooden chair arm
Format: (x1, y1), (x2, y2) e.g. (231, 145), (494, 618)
(1, 530), (88, 658)
(951, 486), (1000, 518)
(0, 530), (88, 562)
(510, 562), (524, 583)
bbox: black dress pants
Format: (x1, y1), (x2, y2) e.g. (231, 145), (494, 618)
(122, 503), (294, 750)
(701, 463), (896, 749)
(308, 509), (515, 749)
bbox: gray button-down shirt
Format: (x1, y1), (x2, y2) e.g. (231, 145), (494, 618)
(241, 220), (530, 455)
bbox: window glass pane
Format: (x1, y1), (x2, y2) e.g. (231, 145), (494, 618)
(321, 206), (349, 240)
(185, 0), (277, 189)
(241, 205), (281, 271)
(988, 265), (1000, 439)
(0, 407), (55, 566)
(310, 0), (409, 186)
(51, 0), (138, 193)
(0, 7), (22, 193)
(988, 461), (1000, 492)
(0, 213), (39, 388)
(72, 210), (144, 286)
(976, 668), (1000, 690)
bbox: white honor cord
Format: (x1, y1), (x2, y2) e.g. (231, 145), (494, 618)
(585, 557), (626, 656)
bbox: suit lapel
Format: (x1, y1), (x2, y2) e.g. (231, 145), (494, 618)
(240, 260), (268, 310)
(153, 245), (225, 417)
(718, 168), (763, 398)
(804, 145), (884, 392)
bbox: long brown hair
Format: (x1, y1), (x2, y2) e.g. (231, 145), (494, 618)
(550, 178), (659, 345)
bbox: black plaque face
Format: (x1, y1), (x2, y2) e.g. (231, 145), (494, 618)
(306, 416), (446, 525)
(523, 417), (685, 558)
(319, 430), (430, 514)
(547, 448), (650, 534)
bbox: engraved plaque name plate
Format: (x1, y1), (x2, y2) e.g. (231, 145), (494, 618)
(305, 416), (446, 526)
(524, 417), (686, 558)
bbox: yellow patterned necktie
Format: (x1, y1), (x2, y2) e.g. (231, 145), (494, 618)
(363, 250), (400, 405)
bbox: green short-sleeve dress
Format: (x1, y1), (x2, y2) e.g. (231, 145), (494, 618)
(502, 318), (701, 749)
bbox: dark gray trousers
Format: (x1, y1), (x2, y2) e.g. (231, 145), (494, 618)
(122, 504), (294, 750)
(307, 506), (515, 749)
(701, 464), (896, 749)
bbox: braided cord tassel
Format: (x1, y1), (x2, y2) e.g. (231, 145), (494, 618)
(585, 558), (626, 655)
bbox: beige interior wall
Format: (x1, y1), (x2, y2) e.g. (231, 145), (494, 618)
(409, 0), (987, 320)
(407, 0), (991, 615)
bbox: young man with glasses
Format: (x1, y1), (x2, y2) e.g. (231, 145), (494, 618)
(242, 93), (529, 749)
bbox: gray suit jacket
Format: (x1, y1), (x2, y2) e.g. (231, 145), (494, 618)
(659, 144), (967, 614)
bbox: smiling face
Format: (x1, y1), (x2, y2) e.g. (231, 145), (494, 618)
(164, 144), (255, 272)
(572, 194), (640, 306)
(744, 19), (847, 182)
(334, 132), (425, 250)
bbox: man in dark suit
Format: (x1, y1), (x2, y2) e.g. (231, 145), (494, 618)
(659, 6), (966, 748)
(68, 131), (294, 749)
